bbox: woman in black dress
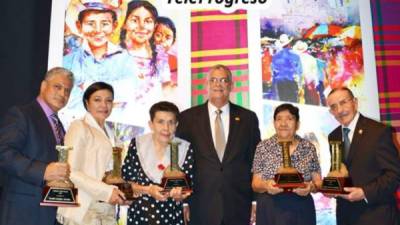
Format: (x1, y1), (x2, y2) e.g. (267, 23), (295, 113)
(122, 101), (193, 225)
(252, 103), (322, 225)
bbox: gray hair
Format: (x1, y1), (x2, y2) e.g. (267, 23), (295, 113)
(44, 67), (74, 83)
(208, 64), (232, 82)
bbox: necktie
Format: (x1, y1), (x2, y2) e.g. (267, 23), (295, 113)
(214, 109), (226, 161)
(342, 127), (351, 160)
(51, 113), (65, 145)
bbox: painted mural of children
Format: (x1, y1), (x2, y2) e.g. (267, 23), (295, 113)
(120, 0), (171, 98)
(119, 0), (171, 129)
(154, 16), (178, 86)
(62, 2), (137, 123)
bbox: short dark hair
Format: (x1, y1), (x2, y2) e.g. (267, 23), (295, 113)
(83, 82), (114, 110)
(149, 101), (179, 122)
(273, 103), (300, 122)
(327, 86), (355, 99)
(156, 16), (176, 43)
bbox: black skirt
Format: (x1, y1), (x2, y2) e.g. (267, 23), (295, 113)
(256, 192), (316, 225)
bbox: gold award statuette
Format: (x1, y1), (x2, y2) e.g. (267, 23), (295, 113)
(40, 145), (78, 207)
(103, 146), (135, 200)
(160, 141), (192, 194)
(274, 141), (306, 191)
(319, 141), (352, 194)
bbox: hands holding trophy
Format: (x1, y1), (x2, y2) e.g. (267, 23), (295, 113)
(103, 145), (135, 200)
(274, 141), (306, 191)
(40, 145), (78, 207)
(160, 140), (192, 195)
(319, 141), (352, 194)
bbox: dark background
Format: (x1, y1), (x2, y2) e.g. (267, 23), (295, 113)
(0, 0), (52, 116)
(0, 0), (52, 192)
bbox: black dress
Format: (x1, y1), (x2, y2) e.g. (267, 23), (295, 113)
(122, 138), (194, 225)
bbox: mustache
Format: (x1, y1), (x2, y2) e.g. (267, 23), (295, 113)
(337, 112), (349, 118)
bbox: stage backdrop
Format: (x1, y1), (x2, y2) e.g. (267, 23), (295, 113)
(48, 1), (378, 225)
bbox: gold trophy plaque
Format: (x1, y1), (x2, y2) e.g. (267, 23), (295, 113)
(319, 141), (352, 194)
(274, 141), (306, 191)
(160, 141), (192, 193)
(103, 146), (135, 200)
(40, 146), (78, 207)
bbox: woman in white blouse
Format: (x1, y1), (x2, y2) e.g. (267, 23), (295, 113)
(57, 82), (126, 225)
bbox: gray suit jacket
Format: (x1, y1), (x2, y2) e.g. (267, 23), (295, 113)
(0, 101), (58, 225)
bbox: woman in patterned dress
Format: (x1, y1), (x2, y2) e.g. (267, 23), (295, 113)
(252, 103), (322, 225)
(122, 101), (193, 225)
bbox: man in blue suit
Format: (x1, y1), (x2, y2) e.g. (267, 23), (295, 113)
(0, 67), (74, 225)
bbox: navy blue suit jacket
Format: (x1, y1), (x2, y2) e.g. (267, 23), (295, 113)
(176, 102), (261, 225)
(0, 101), (59, 225)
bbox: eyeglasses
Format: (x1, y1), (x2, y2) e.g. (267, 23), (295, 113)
(208, 77), (230, 84)
(328, 98), (354, 112)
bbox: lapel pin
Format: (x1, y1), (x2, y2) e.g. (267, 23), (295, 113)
(235, 117), (240, 121)
(358, 129), (363, 135)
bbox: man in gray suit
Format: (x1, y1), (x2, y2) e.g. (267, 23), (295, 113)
(176, 64), (261, 225)
(0, 67), (73, 225)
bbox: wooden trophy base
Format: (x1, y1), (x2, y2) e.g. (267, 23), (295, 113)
(40, 186), (79, 207)
(104, 175), (135, 200)
(160, 175), (192, 194)
(319, 176), (352, 194)
(274, 168), (306, 192)
(115, 182), (135, 200)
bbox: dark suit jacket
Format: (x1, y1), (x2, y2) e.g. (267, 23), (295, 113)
(176, 102), (261, 225)
(0, 101), (59, 225)
(329, 114), (400, 225)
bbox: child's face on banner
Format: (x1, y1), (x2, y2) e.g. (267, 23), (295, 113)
(154, 24), (174, 50)
(77, 11), (116, 49)
(124, 7), (155, 45)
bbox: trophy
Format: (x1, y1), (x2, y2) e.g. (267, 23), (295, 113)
(274, 141), (306, 191)
(160, 141), (192, 193)
(103, 146), (135, 200)
(40, 146), (78, 207)
(319, 141), (352, 194)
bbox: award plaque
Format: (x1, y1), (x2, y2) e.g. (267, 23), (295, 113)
(160, 141), (192, 193)
(319, 141), (352, 194)
(103, 146), (135, 200)
(274, 141), (306, 191)
(40, 146), (78, 207)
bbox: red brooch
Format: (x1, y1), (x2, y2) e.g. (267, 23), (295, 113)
(157, 164), (165, 170)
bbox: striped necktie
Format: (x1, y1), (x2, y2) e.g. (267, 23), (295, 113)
(51, 113), (65, 145)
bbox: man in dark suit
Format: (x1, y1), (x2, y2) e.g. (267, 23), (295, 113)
(326, 87), (400, 225)
(176, 64), (261, 225)
(0, 67), (74, 225)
